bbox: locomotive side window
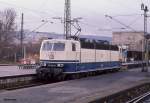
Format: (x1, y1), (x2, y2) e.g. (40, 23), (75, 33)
(53, 43), (65, 51)
(42, 42), (52, 51)
(72, 43), (76, 51)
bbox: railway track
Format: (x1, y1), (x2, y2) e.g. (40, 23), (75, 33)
(126, 92), (150, 103)
(0, 70), (118, 90)
(0, 62), (145, 91)
(0, 74), (64, 91)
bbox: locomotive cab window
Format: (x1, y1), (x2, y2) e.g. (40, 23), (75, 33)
(53, 43), (65, 51)
(42, 42), (52, 51)
(72, 43), (76, 51)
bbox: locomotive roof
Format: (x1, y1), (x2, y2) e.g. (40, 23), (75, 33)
(42, 39), (118, 51)
(42, 39), (79, 43)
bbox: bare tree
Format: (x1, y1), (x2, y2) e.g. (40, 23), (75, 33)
(0, 8), (17, 62)
(2, 9), (16, 44)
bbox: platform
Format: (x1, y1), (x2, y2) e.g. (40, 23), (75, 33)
(0, 66), (36, 77)
(0, 68), (150, 103)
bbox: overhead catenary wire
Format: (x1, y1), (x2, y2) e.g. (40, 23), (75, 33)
(80, 21), (99, 28)
(0, 0), (57, 17)
(105, 15), (137, 32)
(0, 0), (61, 33)
(112, 14), (142, 17)
(80, 20), (126, 32)
(127, 15), (143, 26)
(0, 0), (148, 35)
(25, 20), (53, 35)
(30, 22), (48, 33)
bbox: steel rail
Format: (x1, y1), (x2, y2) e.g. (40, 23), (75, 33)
(126, 92), (150, 103)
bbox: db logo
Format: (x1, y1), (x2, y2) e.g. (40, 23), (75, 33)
(48, 53), (54, 59)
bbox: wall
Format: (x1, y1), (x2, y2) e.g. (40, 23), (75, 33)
(112, 31), (144, 52)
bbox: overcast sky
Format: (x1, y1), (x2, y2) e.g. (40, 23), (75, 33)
(0, 0), (149, 36)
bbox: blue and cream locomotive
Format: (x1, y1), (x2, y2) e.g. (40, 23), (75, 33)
(36, 38), (121, 79)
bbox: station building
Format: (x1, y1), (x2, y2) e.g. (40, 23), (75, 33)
(112, 31), (145, 61)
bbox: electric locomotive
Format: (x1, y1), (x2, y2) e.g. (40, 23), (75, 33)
(36, 38), (121, 80)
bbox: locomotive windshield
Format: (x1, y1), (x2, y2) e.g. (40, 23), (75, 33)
(42, 42), (65, 51)
(53, 43), (65, 51)
(42, 42), (53, 51)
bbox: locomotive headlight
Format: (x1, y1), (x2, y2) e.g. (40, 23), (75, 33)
(43, 62), (47, 66)
(40, 62), (47, 66)
(57, 64), (64, 67)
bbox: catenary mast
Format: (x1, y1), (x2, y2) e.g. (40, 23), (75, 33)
(64, 0), (71, 39)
